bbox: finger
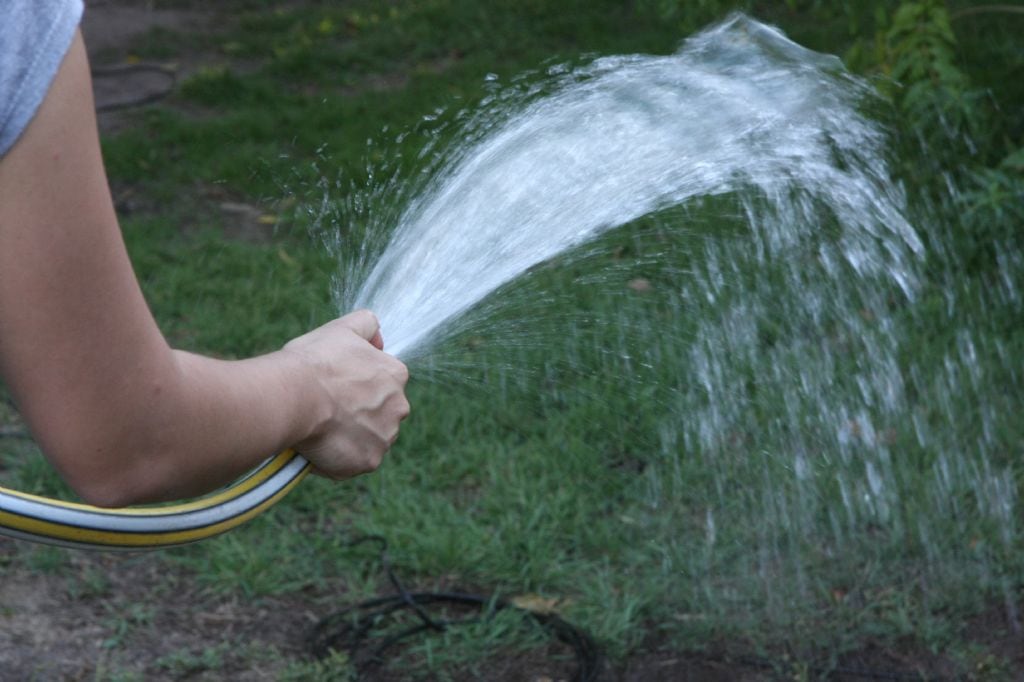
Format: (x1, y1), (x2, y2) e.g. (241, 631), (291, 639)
(340, 309), (381, 343)
(309, 465), (333, 480)
(369, 329), (384, 350)
(311, 464), (357, 482)
(396, 395), (411, 421)
(391, 360), (410, 385)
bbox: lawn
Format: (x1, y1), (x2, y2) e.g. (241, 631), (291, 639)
(1, 1), (1022, 680)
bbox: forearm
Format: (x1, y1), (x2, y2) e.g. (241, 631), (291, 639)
(15, 343), (320, 507)
(98, 349), (320, 506)
(28, 311), (406, 507)
(151, 349), (323, 501)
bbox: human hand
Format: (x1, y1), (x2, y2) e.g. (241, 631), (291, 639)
(281, 310), (409, 480)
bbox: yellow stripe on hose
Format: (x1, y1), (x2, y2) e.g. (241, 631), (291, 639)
(0, 450), (310, 549)
(0, 450), (296, 514)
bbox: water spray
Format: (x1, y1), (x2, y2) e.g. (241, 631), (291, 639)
(0, 14), (948, 555)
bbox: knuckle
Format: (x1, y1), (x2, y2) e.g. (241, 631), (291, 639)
(383, 359), (409, 385)
(364, 450), (383, 472)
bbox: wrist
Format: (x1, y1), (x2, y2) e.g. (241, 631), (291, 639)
(273, 346), (333, 453)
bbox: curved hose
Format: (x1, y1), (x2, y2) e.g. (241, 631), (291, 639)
(0, 450), (309, 550)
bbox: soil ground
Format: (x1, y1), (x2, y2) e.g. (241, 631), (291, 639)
(4, 535), (1019, 680)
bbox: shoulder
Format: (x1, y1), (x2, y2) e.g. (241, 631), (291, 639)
(0, 0), (85, 158)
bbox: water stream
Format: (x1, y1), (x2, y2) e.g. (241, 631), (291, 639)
(352, 14), (921, 359)
(318, 13), (1022, 632)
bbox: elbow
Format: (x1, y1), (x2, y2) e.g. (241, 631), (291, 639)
(51, 449), (156, 509)
(38, 428), (169, 509)
(70, 479), (139, 509)
(15, 359), (188, 508)
(63, 460), (172, 509)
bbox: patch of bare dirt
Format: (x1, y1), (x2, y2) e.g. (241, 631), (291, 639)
(4, 530), (1023, 681)
(0, 541), (322, 680)
(83, 0), (214, 127)
(83, 1), (204, 57)
(81, 1), (282, 241)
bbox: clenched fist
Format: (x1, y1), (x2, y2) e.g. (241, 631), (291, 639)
(282, 310), (410, 479)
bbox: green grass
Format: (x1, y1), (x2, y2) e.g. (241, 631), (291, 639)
(125, 217), (337, 353)
(2, 0), (1022, 679)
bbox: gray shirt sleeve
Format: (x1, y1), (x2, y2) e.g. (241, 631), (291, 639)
(1, 0), (85, 158)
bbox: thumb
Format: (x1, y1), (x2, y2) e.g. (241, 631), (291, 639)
(340, 309), (383, 346)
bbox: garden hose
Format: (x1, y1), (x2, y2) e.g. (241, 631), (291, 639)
(0, 450), (308, 550)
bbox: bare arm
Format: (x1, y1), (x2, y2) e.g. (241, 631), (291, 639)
(0, 31), (408, 507)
